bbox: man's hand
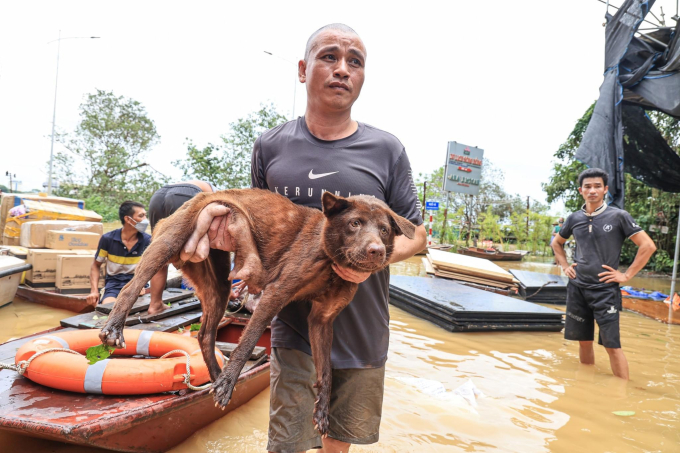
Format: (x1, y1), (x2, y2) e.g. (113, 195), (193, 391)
(86, 291), (100, 306)
(562, 263), (578, 279)
(598, 265), (630, 284)
(179, 203), (231, 263)
(332, 263), (371, 284)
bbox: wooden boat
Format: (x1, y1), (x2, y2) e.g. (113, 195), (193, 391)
(415, 244), (454, 255)
(16, 285), (95, 313)
(622, 297), (680, 325)
(459, 247), (528, 261)
(0, 313), (271, 452)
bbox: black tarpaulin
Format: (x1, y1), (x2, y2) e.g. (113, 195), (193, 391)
(575, 0), (680, 206)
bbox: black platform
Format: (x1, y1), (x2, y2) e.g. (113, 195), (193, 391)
(389, 276), (564, 332)
(509, 270), (568, 304)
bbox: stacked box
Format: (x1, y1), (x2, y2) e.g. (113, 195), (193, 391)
(25, 249), (95, 288)
(45, 230), (101, 251)
(56, 255), (105, 294)
(0, 193), (85, 245)
(20, 221), (104, 248)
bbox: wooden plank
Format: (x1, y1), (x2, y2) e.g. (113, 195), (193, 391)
(128, 310), (203, 332)
(433, 270), (514, 289)
(422, 257), (435, 275)
(97, 289), (195, 314)
(428, 250), (515, 283)
(79, 299), (202, 329)
(215, 341), (266, 360)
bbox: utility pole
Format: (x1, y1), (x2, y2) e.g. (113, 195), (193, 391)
(5, 172), (15, 193)
(421, 181), (427, 221)
(441, 192), (450, 243)
(526, 196), (530, 238)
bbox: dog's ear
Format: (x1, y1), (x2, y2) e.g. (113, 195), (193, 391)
(389, 212), (417, 239)
(322, 191), (350, 217)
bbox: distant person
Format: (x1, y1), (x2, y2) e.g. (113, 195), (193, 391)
(147, 180), (216, 313)
(552, 168), (656, 380)
(550, 217), (564, 262)
(87, 201), (153, 308)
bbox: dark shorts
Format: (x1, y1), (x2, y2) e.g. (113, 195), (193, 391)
(267, 347), (385, 453)
(565, 283), (622, 348)
(148, 184), (203, 231)
(100, 280), (126, 303)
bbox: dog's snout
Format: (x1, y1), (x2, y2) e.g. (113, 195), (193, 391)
(366, 243), (385, 262)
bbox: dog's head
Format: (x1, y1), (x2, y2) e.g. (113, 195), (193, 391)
(321, 192), (417, 273)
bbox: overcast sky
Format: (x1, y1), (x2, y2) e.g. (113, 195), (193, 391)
(1, 0), (676, 214)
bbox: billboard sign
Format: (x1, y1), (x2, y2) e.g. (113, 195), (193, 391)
(443, 142), (484, 195)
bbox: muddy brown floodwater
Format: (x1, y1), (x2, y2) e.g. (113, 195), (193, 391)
(0, 257), (678, 452)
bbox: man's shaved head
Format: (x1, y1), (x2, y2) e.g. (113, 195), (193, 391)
(304, 23), (363, 61)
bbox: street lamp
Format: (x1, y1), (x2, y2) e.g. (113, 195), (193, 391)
(263, 51), (298, 120)
(46, 31), (100, 195)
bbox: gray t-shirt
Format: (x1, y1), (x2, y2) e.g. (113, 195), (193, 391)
(251, 117), (423, 368)
(559, 203), (643, 289)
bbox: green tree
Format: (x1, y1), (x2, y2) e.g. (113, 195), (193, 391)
(175, 103), (288, 189)
(52, 90), (167, 220)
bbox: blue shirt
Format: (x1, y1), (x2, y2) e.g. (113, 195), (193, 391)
(95, 228), (152, 286)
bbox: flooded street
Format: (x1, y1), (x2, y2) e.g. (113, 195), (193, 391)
(1, 257), (679, 452)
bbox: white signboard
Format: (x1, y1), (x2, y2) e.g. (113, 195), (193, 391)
(442, 142), (484, 195)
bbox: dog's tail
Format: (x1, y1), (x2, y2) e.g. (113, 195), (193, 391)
(114, 193), (214, 312)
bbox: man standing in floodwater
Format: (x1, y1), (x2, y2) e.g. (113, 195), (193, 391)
(552, 168), (656, 380)
(180, 23), (427, 452)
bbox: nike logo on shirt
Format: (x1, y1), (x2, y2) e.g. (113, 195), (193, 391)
(309, 170), (339, 179)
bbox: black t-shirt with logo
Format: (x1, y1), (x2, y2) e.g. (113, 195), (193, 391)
(559, 203), (643, 289)
(251, 117), (423, 369)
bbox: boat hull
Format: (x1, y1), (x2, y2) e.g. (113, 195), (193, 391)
(622, 297), (680, 325)
(459, 247), (525, 261)
(0, 318), (272, 452)
(16, 285), (95, 313)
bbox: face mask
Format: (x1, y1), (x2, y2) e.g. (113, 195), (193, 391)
(130, 218), (149, 234)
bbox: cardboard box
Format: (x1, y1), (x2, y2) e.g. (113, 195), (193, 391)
(20, 221), (104, 248)
(45, 230), (101, 251)
(25, 249), (95, 288)
(0, 193), (85, 245)
(56, 254), (104, 294)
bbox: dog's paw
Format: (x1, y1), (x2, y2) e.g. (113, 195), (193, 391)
(313, 401), (330, 436)
(99, 321), (126, 349)
(210, 372), (237, 409)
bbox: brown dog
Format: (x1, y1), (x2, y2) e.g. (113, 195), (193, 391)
(99, 188), (415, 435)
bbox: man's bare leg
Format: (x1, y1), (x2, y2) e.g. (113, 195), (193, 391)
(148, 264), (170, 315)
(320, 437), (351, 453)
(605, 347), (629, 380)
(579, 341), (595, 365)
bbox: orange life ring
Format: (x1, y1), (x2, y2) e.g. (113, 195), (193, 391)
(14, 329), (224, 395)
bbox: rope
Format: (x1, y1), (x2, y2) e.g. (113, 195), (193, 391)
(526, 281), (558, 299)
(224, 291), (249, 316)
(159, 349), (221, 391)
(0, 348), (83, 375)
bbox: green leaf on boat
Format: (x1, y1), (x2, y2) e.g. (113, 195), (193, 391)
(166, 302), (172, 307)
(612, 411), (635, 416)
(190, 323), (201, 332)
(177, 326), (185, 333)
(86, 344), (116, 365)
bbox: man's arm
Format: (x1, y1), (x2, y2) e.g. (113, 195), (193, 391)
(552, 234), (577, 279)
(598, 232), (657, 284)
(332, 224), (427, 283)
(87, 260), (103, 305)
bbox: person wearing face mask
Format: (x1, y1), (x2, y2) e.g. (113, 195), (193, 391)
(87, 200), (153, 307)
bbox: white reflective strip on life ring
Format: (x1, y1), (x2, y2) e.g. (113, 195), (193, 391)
(136, 330), (154, 356)
(84, 359), (110, 394)
(43, 335), (70, 350)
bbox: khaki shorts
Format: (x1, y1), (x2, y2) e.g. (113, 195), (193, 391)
(267, 347), (385, 453)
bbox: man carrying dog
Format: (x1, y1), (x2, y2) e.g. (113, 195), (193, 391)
(552, 168), (656, 380)
(181, 23), (427, 452)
